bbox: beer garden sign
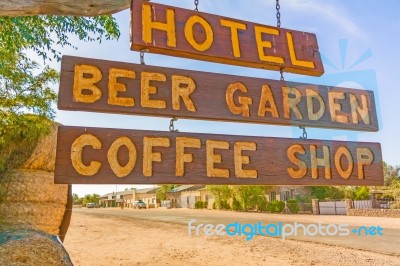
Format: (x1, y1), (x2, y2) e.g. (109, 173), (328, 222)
(55, 0), (383, 186)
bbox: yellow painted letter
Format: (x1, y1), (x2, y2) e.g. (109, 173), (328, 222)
(310, 145), (331, 179)
(258, 85), (279, 118)
(71, 134), (102, 176)
(176, 137), (201, 176)
(184, 15), (213, 51)
(108, 68), (136, 107)
(143, 137), (170, 177)
(356, 148), (374, 179)
(234, 142), (257, 178)
(287, 144), (307, 178)
(287, 32), (315, 68)
(107, 137), (137, 178)
(206, 140), (230, 178)
(328, 91), (349, 124)
(172, 75), (197, 112)
(73, 64), (102, 103)
(220, 19), (247, 58)
(226, 82), (253, 117)
(254, 26), (284, 64)
(141, 72), (167, 109)
(142, 3), (176, 47)
(283, 86), (303, 119)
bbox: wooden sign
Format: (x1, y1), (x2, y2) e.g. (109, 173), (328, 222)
(59, 56), (378, 132)
(130, 0), (324, 76)
(55, 126), (383, 185)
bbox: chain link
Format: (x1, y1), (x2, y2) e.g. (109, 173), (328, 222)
(276, 0), (281, 28)
(140, 49), (149, 65)
(299, 126), (308, 139)
(169, 117), (179, 132)
(280, 68), (285, 81)
(277, 0), (284, 81)
(194, 0), (199, 11)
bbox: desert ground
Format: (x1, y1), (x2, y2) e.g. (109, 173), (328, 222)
(63, 208), (400, 266)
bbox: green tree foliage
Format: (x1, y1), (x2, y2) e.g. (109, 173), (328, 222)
(206, 185), (269, 211)
(231, 185), (267, 211)
(82, 194), (100, 205)
(310, 186), (345, 200)
(354, 186), (370, 200)
(266, 200), (285, 213)
(0, 15), (120, 173)
(156, 185), (178, 201)
(206, 185), (232, 209)
(383, 162), (400, 186)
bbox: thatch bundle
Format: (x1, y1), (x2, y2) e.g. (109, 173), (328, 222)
(0, 124), (72, 264)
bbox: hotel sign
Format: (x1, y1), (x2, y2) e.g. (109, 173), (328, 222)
(130, 0), (324, 76)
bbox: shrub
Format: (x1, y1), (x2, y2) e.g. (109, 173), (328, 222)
(390, 202), (400, 209)
(287, 198), (300, 214)
(294, 195), (312, 203)
(220, 200), (230, 210)
(257, 197), (267, 212)
(195, 201), (203, 209)
(232, 198), (242, 211)
(267, 200), (285, 213)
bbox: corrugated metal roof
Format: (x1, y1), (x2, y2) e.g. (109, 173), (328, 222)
(101, 187), (159, 197)
(168, 185), (205, 193)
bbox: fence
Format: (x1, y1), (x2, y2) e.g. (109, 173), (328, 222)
(318, 200), (347, 215)
(352, 199), (400, 209)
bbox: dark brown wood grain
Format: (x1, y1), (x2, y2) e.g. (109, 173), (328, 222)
(59, 56), (379, 132)
(130, 0), (324, 76)
(55, 126), (383, 185)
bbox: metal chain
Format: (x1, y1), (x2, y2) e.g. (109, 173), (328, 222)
(276, 0), (284, 81)
(194, 0), (199, 11)
(169, 117), (179, 132)
(140, 49), (149, 65)
(276, 0), (281, 28)
(299, 126), (308, 139)
(280, 68), (285, 81)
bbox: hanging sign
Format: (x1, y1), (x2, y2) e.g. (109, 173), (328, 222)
(130, 0), (324, 76)
(55, 126), (383, 185)
(59, 56), (378, 132)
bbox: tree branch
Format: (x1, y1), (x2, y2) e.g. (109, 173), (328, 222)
(0, 0), (130, 16)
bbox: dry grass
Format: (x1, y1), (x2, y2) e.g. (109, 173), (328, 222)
(0, 229), (72, 266)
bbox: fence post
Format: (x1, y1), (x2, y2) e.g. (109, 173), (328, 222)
(345, 199), (353, 215)
(312, 199), (319, 215)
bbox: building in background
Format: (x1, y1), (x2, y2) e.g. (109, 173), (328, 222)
(99, 187), (159, 208)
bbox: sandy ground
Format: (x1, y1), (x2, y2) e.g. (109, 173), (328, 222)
(64, 209), (400, 266)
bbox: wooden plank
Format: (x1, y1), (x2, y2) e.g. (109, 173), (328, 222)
(130, 0), (324, 76)
(59, 56), (379, 132)
(55, 126), (383, 185)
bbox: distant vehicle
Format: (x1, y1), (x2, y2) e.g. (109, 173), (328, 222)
(133, 200), (147, 209)
(86, 203), (99, 208)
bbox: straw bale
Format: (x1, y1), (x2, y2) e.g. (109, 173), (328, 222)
(22, 123), (58, 172)
(0, 229), (73, 266)
(0, 169), (67, 235)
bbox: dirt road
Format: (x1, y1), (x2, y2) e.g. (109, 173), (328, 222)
(63, 208), (400, 266)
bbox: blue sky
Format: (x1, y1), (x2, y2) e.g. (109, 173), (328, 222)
(48, 0), (400, 196)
